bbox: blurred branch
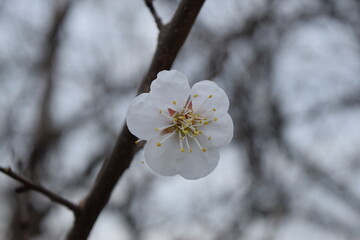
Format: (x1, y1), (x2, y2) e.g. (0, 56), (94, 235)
(65, 0), (206, 239)
(0, 167), (79, 213)
(7, 2), (76, 240)
(268, 92), (360, 217)
(144, 0), (163, 30)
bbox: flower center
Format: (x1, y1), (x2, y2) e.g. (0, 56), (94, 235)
(155, 94), (217, 153)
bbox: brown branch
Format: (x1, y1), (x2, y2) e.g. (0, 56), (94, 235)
(0, 167), (79, 213)
(144, 0), (163, 30)
(65, 0), (206, 239)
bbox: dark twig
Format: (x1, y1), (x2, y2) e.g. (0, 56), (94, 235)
(144, 0), (163, 29)
(0, 167), (79, 213)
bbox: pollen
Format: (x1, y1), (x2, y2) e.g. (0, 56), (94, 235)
(172, 100), (177, 105)
(156, 142), (162, 147)
(212, 108), (216, 111)
(202, 148), (207, 152)
(208, 94), (213, 98)
(180, 148), (185, 152)
(204, 121), (209, 125)
(193, 94), (198, 98)
(213, 117), (218, 122)
(155, 128), (159, 131)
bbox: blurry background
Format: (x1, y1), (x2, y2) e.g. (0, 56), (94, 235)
(1, 0), (360, 239)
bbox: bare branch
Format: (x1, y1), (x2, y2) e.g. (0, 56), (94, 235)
(144, 0), (163, 30)
(65, 0), (206, 239)
(0, 167), (79, 213)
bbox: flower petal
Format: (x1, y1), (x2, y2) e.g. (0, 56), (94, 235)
(144, 133), (184, 176)
(177, 147), (220, 180)
(126, 93), (170, 140)
(197, 113), (233, 147)
(149, 70), (191, 111)
(191, 80), (229, 118)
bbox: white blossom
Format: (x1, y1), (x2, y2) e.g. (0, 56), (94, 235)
(126, 70), (233, 179)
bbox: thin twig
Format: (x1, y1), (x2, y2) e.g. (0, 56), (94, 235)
(144, 0), (163, 29)
(0, 166), (80, 213)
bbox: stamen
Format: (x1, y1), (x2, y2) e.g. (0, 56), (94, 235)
(196, 94), (214, 111)
(185, 135), (191, 150)
(156, 131), (176, 147)
(196, 130), (212, 141)
(179, 132), (185, 152)
(172, 100), (177, 105)
(213, 117), (218, 122)
(193, 94), (198, 98)
(212, 108), (216, 111)
(193, 137), (207, 153)
(157, 123), (175, 132)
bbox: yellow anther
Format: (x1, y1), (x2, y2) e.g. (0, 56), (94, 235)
(156, 142), (162, 147)
(204, 121), (209, 125)
(179, 116), (185, 119)
(199, 131), (203, 134)
(204, 117), (208, 120)
(202, 148), (207, 152)
(135, 140), (141, 144)
(180, 148), (185, 152)
(208, 136), (212, 140)
(189, 148), (193, 153)
(159, 110), (163, 113)
(183, 130), (189, 134)
(172, 100), (177, 105)
(208, 94), (213, 98)
(155, 128), (159, 131)
(193, 94), (198, 98)
(212, 108), (216, 111)
(213, 117), (218, 122)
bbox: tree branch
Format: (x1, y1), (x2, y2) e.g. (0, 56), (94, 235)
(144, 0), (163, 30)
(65, 0), (206, 239)
(0, 167), (79, 213)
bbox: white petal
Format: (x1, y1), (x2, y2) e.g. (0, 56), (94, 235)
(177, 147), (220, 180)
(191, 80), (229, 118)
(126, 93), (170, 140)
(197, 113), (234, 147)
(144, 133), (184, 176)
(149, 70), (191, 111)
